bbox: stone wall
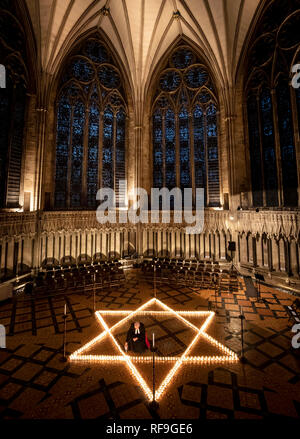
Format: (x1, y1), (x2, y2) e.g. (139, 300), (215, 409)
(0, 210), (299, 287)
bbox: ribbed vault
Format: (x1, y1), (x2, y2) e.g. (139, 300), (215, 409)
(25, 0), (261, 96)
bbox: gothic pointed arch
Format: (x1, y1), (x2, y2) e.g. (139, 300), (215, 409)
(151, 43), (220, 207)
(54, 34), (128, 209)
(0, 0), (37, 208)
(245, 0), (300, 207)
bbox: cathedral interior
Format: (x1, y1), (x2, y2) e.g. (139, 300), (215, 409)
(0, 0), (300, 423)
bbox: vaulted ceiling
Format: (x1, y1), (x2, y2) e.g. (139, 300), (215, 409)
(25, 0), (261, 95)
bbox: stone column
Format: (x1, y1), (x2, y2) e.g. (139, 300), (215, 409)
(220, 232), (226, 260)
(272, 238), (279, 272)
(23, 237), (32, 269)
(65, 233), (70, 258)
(278, 238), (286, 272)
(256, 234), (263, 267)
(157, 230), (161, 256)
(290, 238), (299, 278)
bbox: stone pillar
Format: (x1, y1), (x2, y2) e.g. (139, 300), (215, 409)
(65, 233), (70, 258)
(290, 239), (299, 277)
(36, 105), (49, 210)
(190, 234), (195, 259)
(163, 230), (168, 256)
(215, 233), (220, 260)
(262, 236), (269, 268)
(256, 234), (263, 267)
(53, 233), (58, 262)
(23, 237), (32, 269)
(272, 238), (279, 272)
(173, 230), (178, 257)
(278, 238), (286, 272)
(157, 230), (161, 256)
(100, 232), (105, 257)
(198, 234), (202, 259)
(267, 237), (273, 271)
(141, 229), (145, 256)
(220, 232), (226, 260)
(184, 232), (189, 259)
(47, 234), (53, 259)
(71, 234), (76, 261)
(22, 95), (38, 211)
(40, 235), (46, 266)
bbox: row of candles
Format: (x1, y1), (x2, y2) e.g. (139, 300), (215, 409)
(72, 355), (238, 363)
(69, 297), (239, 402)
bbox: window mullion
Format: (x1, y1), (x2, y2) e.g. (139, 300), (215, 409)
(189, 109), (195, 206)
(67, 104), (75, 209)
(271, 88), (283, 207)
(98, 110), (104, 190)
(257, 93), (266, 207)
(113, 112), (117, 199)
(162, 112), (166, 188)
(82, 106), (90, 208)
(216, 109), (222, 207)
(204, 107), (209, 206)
(290, 86), (300, 207)
(175, 113), (180, 188)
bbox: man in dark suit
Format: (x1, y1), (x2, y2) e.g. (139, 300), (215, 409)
(125, 321), (149, 353)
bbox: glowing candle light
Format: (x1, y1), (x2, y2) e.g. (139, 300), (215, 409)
(70, 297), (239, 402)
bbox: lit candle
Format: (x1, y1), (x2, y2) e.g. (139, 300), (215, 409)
(153, 333), (155, 348)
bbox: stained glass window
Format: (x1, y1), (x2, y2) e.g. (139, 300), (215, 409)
(276, 81), (298, 206)
(172, 48), (194, 69)
(153, 110), (163, 188)
(246, 0), (299, 207)
(115, 109), (126, 204)
(260, 88), (278, 206)
(102, 107), (114, 189)
(193, 105), (205, 192)
(55, 95), (71, 208)
(247, 95), (263, 206)
(87, 101), (99, 208)
(179, 107), (190, 188)
(165, 109), (176, 189)
(55, 37), (127, 209)
(152, 46), (220, 207)
(70, 101), (85, 207)
(0, 3), (29, 208)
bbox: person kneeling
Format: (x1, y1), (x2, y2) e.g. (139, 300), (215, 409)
(124, 321), (150, 354)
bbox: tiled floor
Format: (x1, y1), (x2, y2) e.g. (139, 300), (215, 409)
(0, 269), (299, 419)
